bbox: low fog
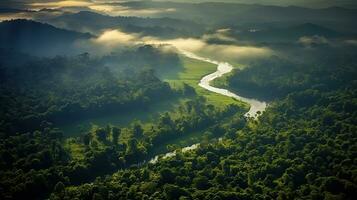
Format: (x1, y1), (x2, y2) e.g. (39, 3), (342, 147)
(76, 28), (274, 64)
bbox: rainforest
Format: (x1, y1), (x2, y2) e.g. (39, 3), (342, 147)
(0, 0), (356, 200)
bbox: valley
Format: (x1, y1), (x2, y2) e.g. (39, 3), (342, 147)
(0, 1), (356, 200)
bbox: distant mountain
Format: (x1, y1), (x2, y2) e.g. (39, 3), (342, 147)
(0, 8), (30, 13)
(149, 0), (357, 8)
(283, 23), (340, 37)
(46, 11), (205, 38)
(0, 19), (92, 56)
(233, 23), (342, 43)
(119, 1), (357, 33)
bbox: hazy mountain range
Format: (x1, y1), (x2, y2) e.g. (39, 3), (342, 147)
(1, 0), (357, 9)
(0, 19), (92, 56)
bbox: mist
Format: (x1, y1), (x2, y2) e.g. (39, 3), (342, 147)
(82, 28), (274, 64)
(1, 1), (357, 200)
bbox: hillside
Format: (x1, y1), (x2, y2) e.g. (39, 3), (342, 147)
(0, 19), (92, 56)
(46, 11), (205, 37)
(230, 23), (343, 43)
(120, 1), (357, 32)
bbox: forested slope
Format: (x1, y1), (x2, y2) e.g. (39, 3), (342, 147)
(47, 43), (357, 200)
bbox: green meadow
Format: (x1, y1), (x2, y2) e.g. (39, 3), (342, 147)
(165, 56), (247, 108)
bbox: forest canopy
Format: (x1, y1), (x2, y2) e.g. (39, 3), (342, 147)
(0, 1), (357, 200)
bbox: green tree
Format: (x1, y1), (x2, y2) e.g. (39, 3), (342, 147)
(160, 168), (176, 184)
(53, 181), (65, 197)
(112, 127), (121, 144)
(193, 176), (210, 190)
(132, 123), (144, 138)
(164, 184), (190, 200)
(96, 128), (108, 142)
(92, 193), (104, 200)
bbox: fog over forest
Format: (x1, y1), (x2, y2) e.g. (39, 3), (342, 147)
(0, 1), (356, 200)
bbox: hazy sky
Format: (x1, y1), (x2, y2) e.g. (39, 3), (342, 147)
(157, 0), (357, 8)
(1, 0), (357, 9)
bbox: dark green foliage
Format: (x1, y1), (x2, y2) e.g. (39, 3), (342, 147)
(0, 96), (238, 200)
(112, 127), (121, 145)
(58, 85), (356, 200)
(0, 126), (68, 199)
(225, 47), (357, 101)
(132, 123), (144, 139)
(1, 13), (357, 200)
(45, 44), (357, 200)
(0, 45), (190, 199)
(182, 83), (196, 96)
(53, 181), (65, 198)
(160, 168), (176, 184)
(2, 47), (357, 200)
(96, 128), (108, 142)
(0, 19), (92, 56)
(92, 193), (104, 200)
(164, 184), (190, 200)
(193, 176), (210, 190)
(0, 47), (177, 136)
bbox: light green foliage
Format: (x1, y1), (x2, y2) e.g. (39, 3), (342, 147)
(165, 56), (247, 108)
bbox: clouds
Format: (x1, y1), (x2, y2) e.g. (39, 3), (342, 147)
(143, 36), (272, 62)
(0, 0), (93, 10)
(2, 0), (357, 12)
(0, 12), (33, 21)
(202, 28), (238, 43)
(85, 28), (273, 63)
(145, 37), (207, 52)
(0, 0), (177, 17)
(145, 36), (273, 63)
(30, 1), (92, 8)
(298, 35), (329, 47)
(74, 29), (141, 54)
(344, 40), (357, 46)
(3, 0), (357, 22)
(88, 4), (176, 17)
(297, 35), (357, 49)
(94, 29), (138, 46)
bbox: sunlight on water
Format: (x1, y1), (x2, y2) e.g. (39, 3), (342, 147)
(181, 50), (267, 118)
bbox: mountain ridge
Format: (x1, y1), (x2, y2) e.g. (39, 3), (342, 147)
(0, 19), (93, 56)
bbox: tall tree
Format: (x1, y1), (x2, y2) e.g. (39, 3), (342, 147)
(112, 127), (121, 144)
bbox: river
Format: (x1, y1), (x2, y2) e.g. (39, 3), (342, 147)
(147, 51), (267, 164)
(182, 51), (267, 118)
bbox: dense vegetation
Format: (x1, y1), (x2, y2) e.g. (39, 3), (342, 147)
(55, 88), (357, 200)
(0, 45), (181, 136)
(46, 46), (357, 200)
(1, 2), (357, 200)
(220, 46), (357, 101)
(0, 19), (92, 56)
(0, 96), (243, 200)
(0, 43), (245, 199)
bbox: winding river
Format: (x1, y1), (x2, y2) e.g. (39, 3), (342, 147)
(182, 51), (267, 118)
(147, 51), (267, 164)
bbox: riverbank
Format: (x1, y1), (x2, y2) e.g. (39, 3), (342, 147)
(146, 51), (268, 164)
(182, 51), (267, 118)
(164, 56), (247, 108)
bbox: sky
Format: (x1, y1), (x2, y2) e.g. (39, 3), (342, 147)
(1, 0), (356, 22)
(1, 0), (357, 10)
(158, 0), (357, 8)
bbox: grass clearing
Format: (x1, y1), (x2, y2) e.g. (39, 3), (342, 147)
(165, 56), (247, 108)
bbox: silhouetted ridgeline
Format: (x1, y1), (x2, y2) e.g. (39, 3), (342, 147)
(0, 19), (93, 56)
